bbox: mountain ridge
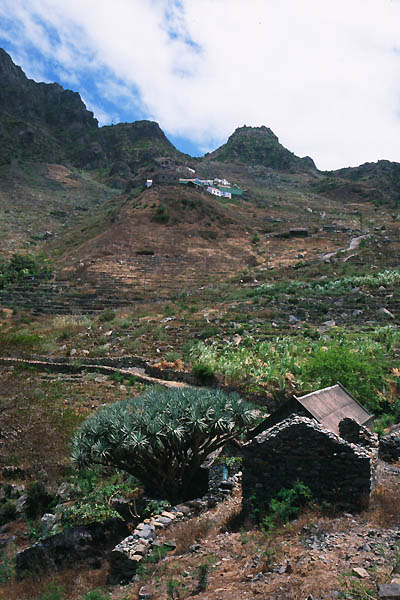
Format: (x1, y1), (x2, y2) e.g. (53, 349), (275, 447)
(2, 46), (400, 196)
(1, 46), (400, 215)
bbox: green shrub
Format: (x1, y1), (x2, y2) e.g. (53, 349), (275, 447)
(25, 481), (54, 519)
(303, 342), (388, 414)
(36, 580), (65, 600)
(82, 591), (110, 600)
(59, 501), (121, 529)
(110, 370), (125, 384)
(0, 253), (52, 289)
(0, 499), (17, 526)
(166, 579), (182, 599)
(197, 563), (209, 592)
(251, 232), (260, 245)
(58, 478), (137, 528)
(373, 413), (398, 437)
(261, 481), (313, 533)
(192, 361), (216, 381)
(144, 499), (171, 517)
(99, 308), (116, 322)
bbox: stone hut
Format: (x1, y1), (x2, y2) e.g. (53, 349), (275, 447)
(242, 416), (377, 513)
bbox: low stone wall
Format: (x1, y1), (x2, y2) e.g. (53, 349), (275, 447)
(32, 354), (149, 369)
(242, 416), (377, 513)
(0, 357), (188, 389)
(108, 474), (240, 584)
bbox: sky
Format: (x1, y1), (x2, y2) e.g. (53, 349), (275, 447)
(1, 0), (400, 170)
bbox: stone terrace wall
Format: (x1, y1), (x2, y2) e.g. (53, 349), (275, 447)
(242, 416), (376, 513)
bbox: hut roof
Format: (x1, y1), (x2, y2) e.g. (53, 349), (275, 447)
(295, 383), (373, 435)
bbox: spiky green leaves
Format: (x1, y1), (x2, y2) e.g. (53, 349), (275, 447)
(71, 386), (257, 502)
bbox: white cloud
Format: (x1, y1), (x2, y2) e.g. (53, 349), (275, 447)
(2, 0), (400, 169)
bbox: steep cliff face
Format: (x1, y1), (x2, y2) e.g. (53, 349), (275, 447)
(208, 125), (316, 172)
(0, 48), (98, 165)
(0, 49), (182, 175)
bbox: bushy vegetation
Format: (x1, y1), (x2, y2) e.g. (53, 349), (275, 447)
(0, 329), (43, 354)
(247, 269), (400, 300)
(189, 326), (400, 415)
(58, 468), (140, 528)
(259, 480), (313, 533)
(0, 253), (52, 288)
(72, 387), (258, 502)
(24, 481), (54, 520)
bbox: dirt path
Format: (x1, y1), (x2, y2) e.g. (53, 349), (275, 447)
(322, 233), (371, 261)
(0, 357), (190, 389)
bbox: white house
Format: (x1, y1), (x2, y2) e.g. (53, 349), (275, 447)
(197, 178), (214, 186)
(214, 178), (230, 186)
(146, 179), (153, 188)
(207, 186), (223, 197)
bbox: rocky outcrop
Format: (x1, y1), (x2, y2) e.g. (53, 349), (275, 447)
(0, 49), (183, 177)
(208, 125), (316, 172)
(15, 518), (129, 577)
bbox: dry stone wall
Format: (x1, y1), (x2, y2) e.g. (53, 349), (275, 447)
(242, 416), (377, 513)
(108, 473), (240, 584)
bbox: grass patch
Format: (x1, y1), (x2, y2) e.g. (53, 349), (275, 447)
(189, 326), (399, 414)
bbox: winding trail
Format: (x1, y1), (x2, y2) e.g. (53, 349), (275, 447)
(322, 234), (371, 261)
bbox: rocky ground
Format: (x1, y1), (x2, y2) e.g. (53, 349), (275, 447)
(106, 461), (400, 600)
(2, 461), (400, 599)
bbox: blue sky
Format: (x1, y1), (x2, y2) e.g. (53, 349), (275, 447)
(1, 0), (400, 169)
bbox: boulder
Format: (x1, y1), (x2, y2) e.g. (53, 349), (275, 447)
(379, 583), (400, 599)
(15, 494), (28, 515)
(379, 432), (400, 463)
(56, 482), (75, 503)
(40, 513), (59, 537)
(16, 518), (129, 577)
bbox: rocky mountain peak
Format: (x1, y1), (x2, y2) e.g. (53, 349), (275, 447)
(0, 48), (28, 85)
(231, 124), (279, 141)
(208, 123), (316, 172)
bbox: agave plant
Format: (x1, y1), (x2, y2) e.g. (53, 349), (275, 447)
(72, 386), (257, 503)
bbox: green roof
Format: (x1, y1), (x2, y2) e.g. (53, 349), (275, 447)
(218, 184), (243, 195)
